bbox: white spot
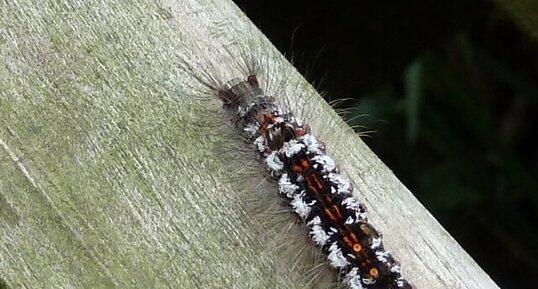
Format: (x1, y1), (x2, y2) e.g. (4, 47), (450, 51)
(344, 268), (364, 289)
(357, 211), (368, 222)
(307, 216), (331, 246)
(274, 107), (286, 116)
(397, 278), (407, 288)
(266, 152), (284, 172)
(362, 277), (376, 285)
(312, 155), (336, 172)
(246, 102), (257, 111)
(237, 107), (247, 118)
(273, 116), (284, 124)
(290, 194), (312, 220)
(327, 242), (350, 269)
(371, 237), (382, 249)
(328, 173), (352, 194)
(375, 250), (390, 263)
(281, 140), (304, 158)
(290, 116), (303, 127)
(341, 198), (368, 222)
(391, 264), (401, 273)
(253, 136), (267, 153)
(244, 123), (260, 135)
(301, 134), (323, 154)
(342, 197), (360, 210)
(266, 123), (276, 131)
(278, 174), (299, 198)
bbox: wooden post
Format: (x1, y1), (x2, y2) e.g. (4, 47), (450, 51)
(0, 0), (500, 288)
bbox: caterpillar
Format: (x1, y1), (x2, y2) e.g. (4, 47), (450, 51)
(216, 74), (413, 289)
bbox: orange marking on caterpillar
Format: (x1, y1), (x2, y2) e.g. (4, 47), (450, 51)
(292, 158), (310, 174)
(324, 204), (344, 223)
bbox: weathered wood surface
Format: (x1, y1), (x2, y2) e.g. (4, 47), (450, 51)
(0, 0), (500, 288)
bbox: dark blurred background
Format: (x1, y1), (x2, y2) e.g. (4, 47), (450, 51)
(232, 1), (538, 288)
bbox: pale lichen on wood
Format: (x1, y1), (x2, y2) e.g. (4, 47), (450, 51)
(0, 0), (501, 288)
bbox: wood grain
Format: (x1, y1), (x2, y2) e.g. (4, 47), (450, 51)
(0, 0), (501, 288)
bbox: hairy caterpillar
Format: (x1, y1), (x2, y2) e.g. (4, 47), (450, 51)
(176, 3), (414, 285)
(213, 74), (413, 289)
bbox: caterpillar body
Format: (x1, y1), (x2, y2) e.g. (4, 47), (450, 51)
(217, 75), (413, 289)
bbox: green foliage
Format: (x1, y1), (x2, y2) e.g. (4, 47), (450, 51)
(494, 0), (538, 40)
(349, 31), (538, 288)
(404, 57), (423, 144)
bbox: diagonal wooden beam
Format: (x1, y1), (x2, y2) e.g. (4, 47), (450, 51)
(0, 0), (501, 288)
